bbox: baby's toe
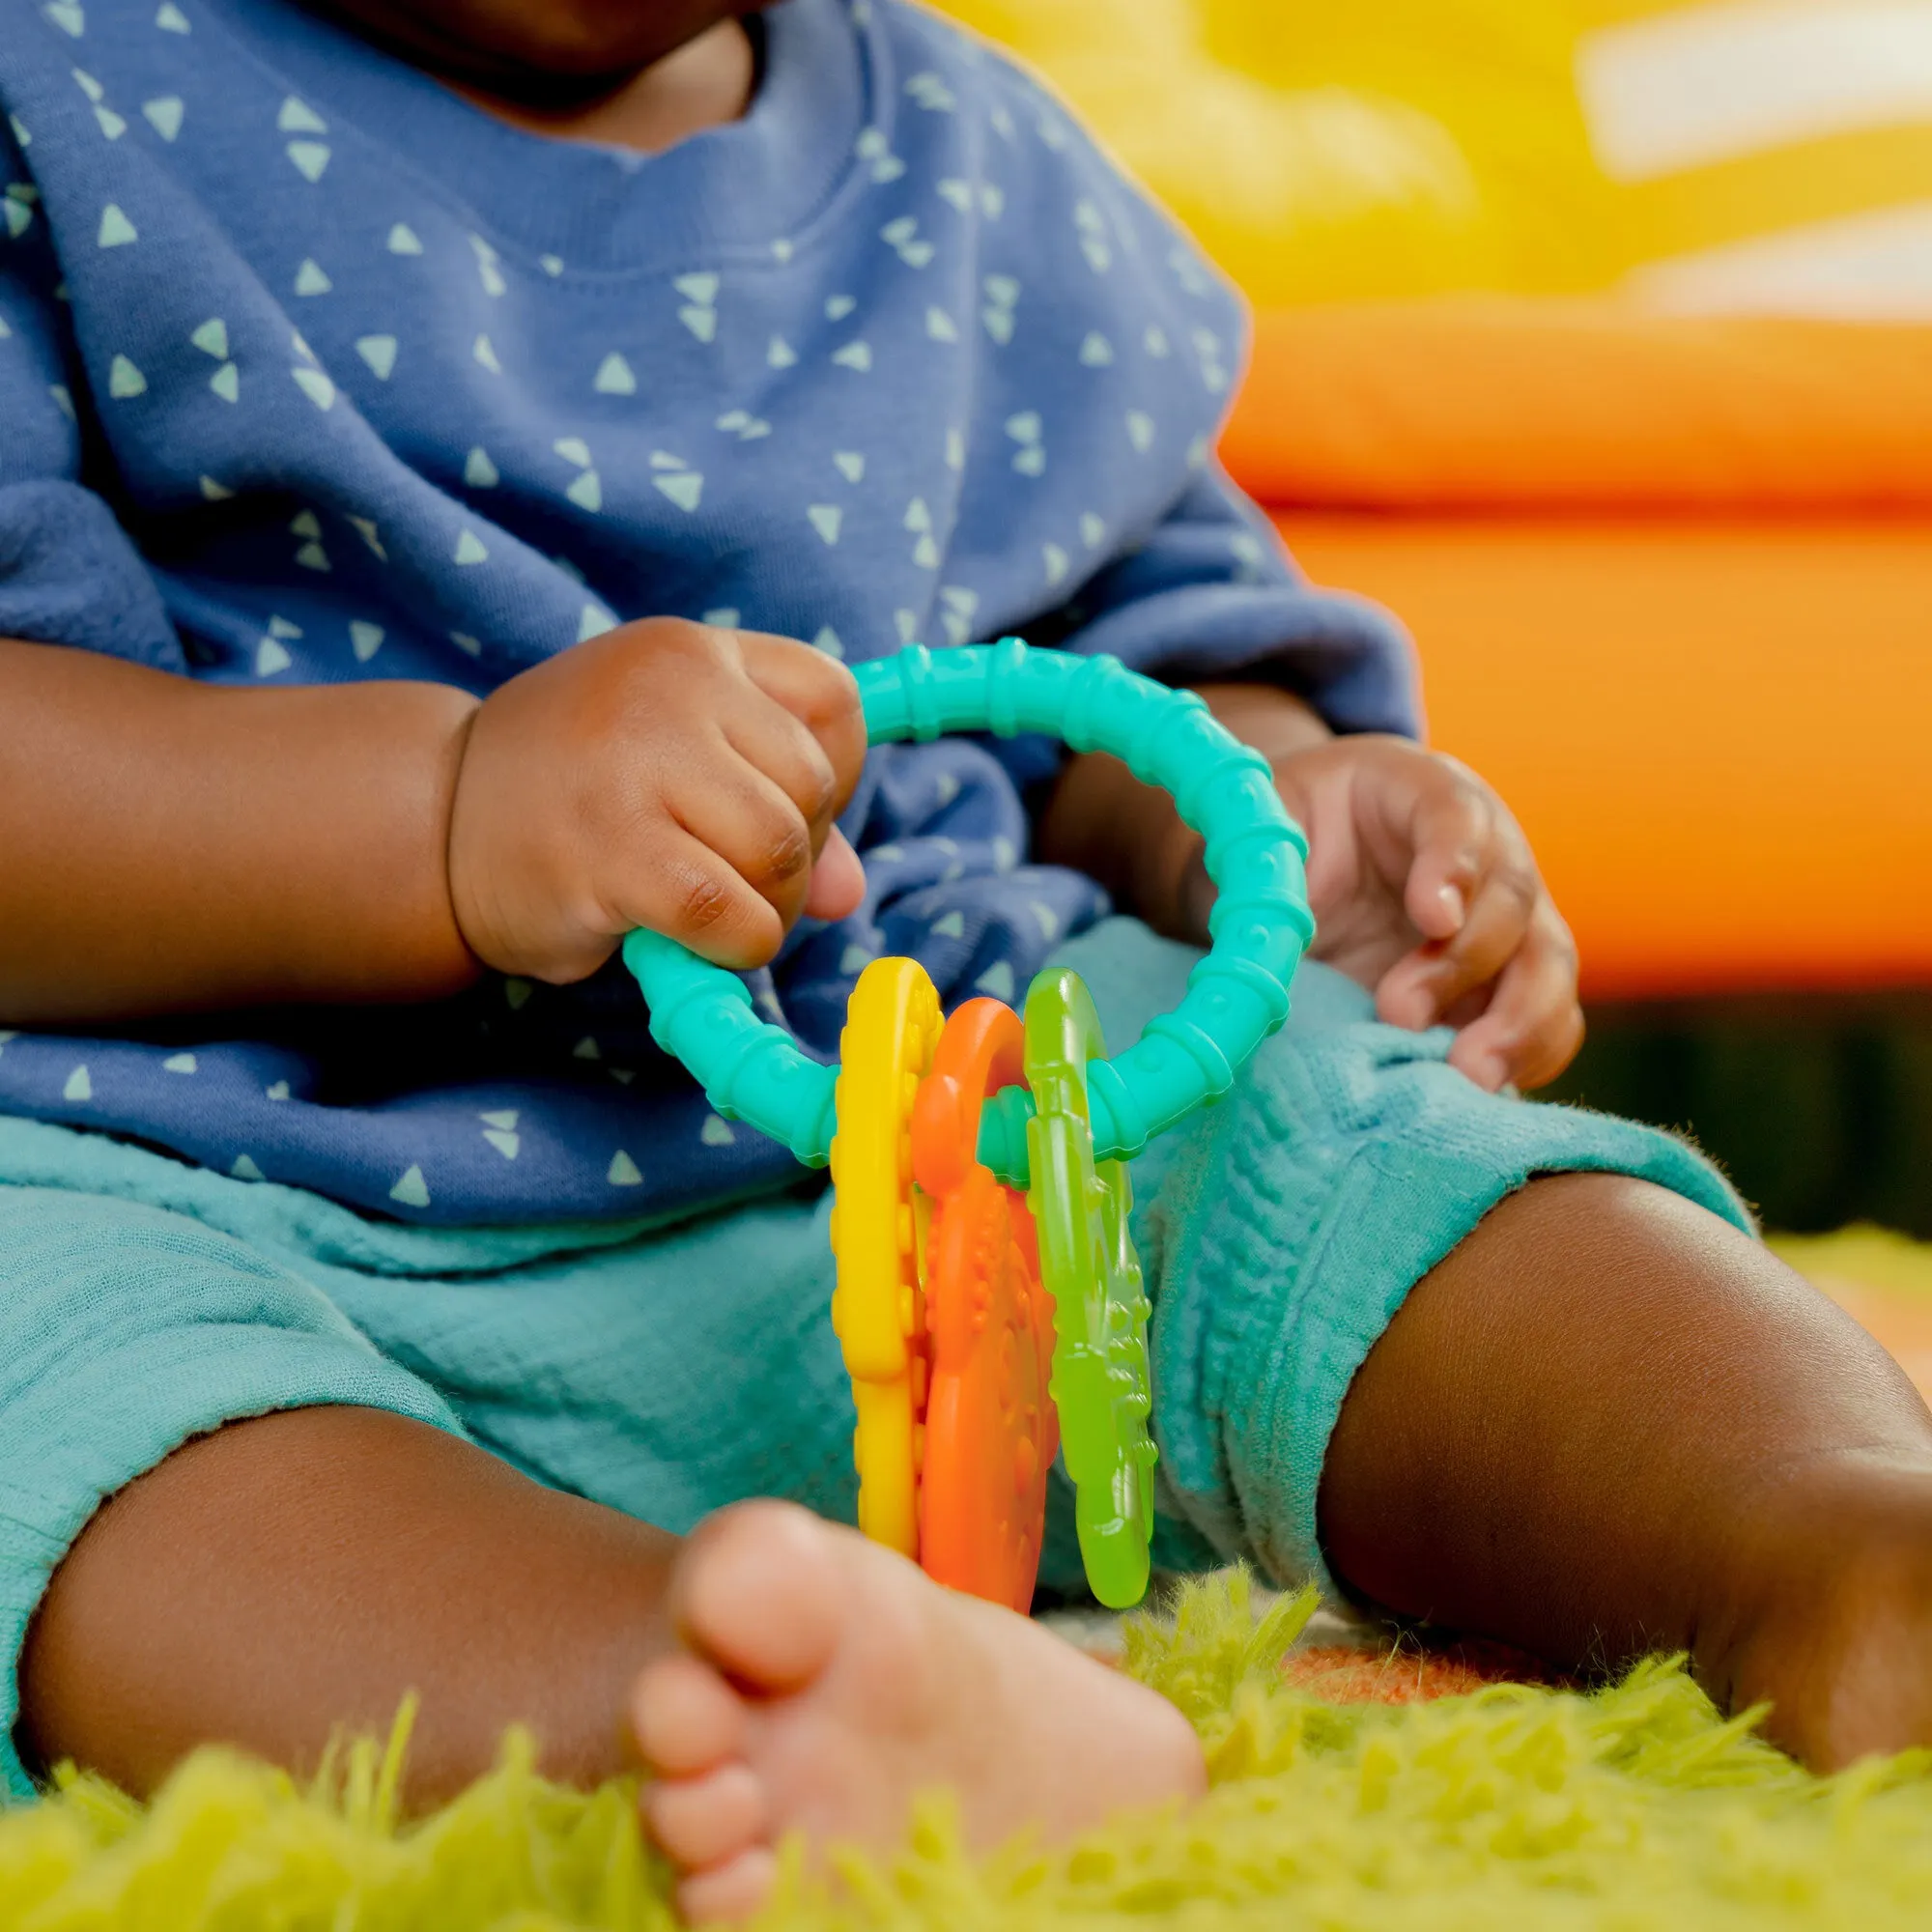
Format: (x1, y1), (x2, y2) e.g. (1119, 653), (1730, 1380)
(677, 1845), (781, 1925)
(674, 1499), (846, 1695)
(631, 1651), (744, 1777)
(642, 1762), (770, 1871)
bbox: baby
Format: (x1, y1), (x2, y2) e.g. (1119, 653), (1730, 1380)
(4, 0), (1932, 1921)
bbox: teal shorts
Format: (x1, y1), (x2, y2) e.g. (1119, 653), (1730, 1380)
(0, 920), (1747, 1796)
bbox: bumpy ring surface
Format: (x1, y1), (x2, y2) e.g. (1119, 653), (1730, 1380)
(622, 639), (1314, 1187)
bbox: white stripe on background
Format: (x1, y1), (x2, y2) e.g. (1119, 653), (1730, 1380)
(1578, 0), (1932, 181)
(1628, 197), (1932, 315)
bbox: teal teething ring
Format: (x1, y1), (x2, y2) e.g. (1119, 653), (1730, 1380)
(622, 639), (1314, 1189)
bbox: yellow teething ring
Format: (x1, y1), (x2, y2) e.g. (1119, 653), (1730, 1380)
(829, 958), (943, 1557)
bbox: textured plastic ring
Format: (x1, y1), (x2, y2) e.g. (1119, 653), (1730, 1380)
(622, 640), (1314, 1187)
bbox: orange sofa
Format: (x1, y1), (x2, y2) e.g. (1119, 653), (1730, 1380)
(1222, 303), (1932, 1001)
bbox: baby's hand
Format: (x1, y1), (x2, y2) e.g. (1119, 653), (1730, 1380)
(447, 620), (867, 982)
(1261, 736), (1582, 1092)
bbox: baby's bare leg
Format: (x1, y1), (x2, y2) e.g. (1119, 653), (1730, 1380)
(1320, 1173), (1932, 1768)
(19, 1406), (1202, 1923)
(17, 1408), (681, 1803)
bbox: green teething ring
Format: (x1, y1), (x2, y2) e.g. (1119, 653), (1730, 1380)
(1024, 966), (1157, 1609)
(622, 639), (1314, 1189)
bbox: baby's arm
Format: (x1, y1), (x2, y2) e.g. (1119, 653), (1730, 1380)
(0, 622), (864, 1026)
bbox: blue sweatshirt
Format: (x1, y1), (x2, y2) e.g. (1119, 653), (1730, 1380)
(0, 0), (1416, 1224)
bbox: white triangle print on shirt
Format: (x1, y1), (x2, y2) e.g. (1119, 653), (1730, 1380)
(162, 1052), (196, 1073)
(290, 511), (322, 539)
(577, 604), (616, 642)
(266, 1080), (291, 1100)
(807, 504), (841, 546)
(1080, 331), (1114, 366)
(834, 451), (865, 483)
(1032, 901), (1061, 941)
(97, 203), (136, 246)
(813, 625), (844, 659)
(479, 1109), (519, 1131)
(387, 222), (424, 256)
(349, 517), (386, 558)
(653, 472), (703, 512)
(256, 637), (293, 675)
(142, 96), (184, 140)
(291, 366), (335, 410)
(937, 178), (973, 214)
(825, 294), (858, 322)
(294, 258), (330, 296)
(156, 2), (190, 29)
(388, 1165), (431, 1208)
(268, 612), (304, 637)
(931, 911), (966, 940)
(975, 960), (1016, 1003)
(63, 1065), (92, 1101)
(278, 96), (327, 134)
(198, 475), (233, 501)
(355, 334), (398, 379)
(1043, 542), (1069, 586)
(295, 542), (330, 572)
(554, 437), (592, 469)
(926, 306), (959, 343)
(700, 1114), (736, 1148)
(483, 1128), (520, 1160)
(679, 306), (718, 343)
(190, 317), (227, 357)
(349, 620), (384, 662)
(286, 142), (330, 183)
(673, 272), (719, 305)
(107, 355), (146, 398)
(565, 470), (603, 513)
(473, 335), (502, 374)
(450, 632), (482, 657)
(464, 445), (499, 488)
(45, 2), (84, 36)
(95, 104), (128, 140)
(540, 254), (564, 276)
(1126, 410), (1155, 452)
(453, 529), (489, 565)
(831, 341), (872, 372)
(594, 352), (637, 394)
(767, 335), (798, 369)
(608, 1150), (644, 1186)
(838, 943), (871, 977)
(232, 1153), (266, 1181)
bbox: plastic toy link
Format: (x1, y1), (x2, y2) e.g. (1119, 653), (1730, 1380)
(625, 639), (1314, 1611)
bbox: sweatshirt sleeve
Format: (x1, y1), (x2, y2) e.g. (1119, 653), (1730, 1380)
(0, 128), (183, 669)
(994, 461), (1422, 795)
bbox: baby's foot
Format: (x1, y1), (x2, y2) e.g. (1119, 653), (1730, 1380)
(630, 1499), (1206, 1922)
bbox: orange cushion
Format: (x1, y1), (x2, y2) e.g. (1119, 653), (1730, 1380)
(1275, 512), (1932, 999)
(1225, 301), (1932, 512)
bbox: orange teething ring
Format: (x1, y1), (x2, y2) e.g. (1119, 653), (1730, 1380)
(912, 999), (1059, 1611)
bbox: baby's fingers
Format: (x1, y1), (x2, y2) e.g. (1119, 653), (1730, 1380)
(1447, 901), (1584, 1093)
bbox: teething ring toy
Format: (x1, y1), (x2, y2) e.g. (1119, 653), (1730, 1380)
(1025, 969), (1157, 1610)
(829, 957), (942, 1557)
(913, 999), (1058, 1612)
(625, 640), (1315, 1606)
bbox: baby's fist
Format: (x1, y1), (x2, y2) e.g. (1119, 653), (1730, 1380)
(446, 620), (866, 983)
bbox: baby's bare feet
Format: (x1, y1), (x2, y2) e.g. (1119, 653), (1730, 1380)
(629, 1499), (1207, 1922)
(1713, 1457), (1932, 1772)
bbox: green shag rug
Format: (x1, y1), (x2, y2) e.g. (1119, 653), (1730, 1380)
(8, 1573), (1932, 1930)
